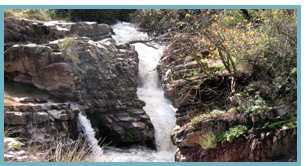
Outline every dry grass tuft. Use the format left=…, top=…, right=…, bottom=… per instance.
left=4, top=9, right=54, bottom=21
left=47, top=137, right=93, bottom=162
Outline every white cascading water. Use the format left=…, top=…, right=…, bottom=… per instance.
left=78, top=113, right=103, bottom=158
left=78, top=22, right=176, bottom=162
left=136, top=42, right=176, bottom=153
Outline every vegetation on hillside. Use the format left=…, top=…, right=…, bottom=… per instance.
left=133, top=9, right=297, bottom=139
left=4, top=9, right=297, bottom=161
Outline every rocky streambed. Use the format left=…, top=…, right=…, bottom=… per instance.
left=4, top=17, right=176, bottom=162
left=4, top=14, right=297, bottom=162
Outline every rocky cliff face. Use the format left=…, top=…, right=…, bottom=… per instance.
left=158, top=43, right=297, bottom=161
left=4, top=17, right=155, bottom=156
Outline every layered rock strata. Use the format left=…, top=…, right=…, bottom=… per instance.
left=4, top=18, right=155, bottom=153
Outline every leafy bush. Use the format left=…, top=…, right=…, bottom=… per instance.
left=217, top=125, right=248, bottom=143
left=233, top=91, right=271, bottom=114
left=134, top=9, right=297, bottom=119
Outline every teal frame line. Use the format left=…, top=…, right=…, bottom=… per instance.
left=0, top=5, right=301, bottom=166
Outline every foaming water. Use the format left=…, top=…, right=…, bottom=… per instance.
left=135, top=43, right=176, bottom=152
left=78, top=22, right=176, bottom=162
left=101, top=147, right=175, bottom=162
left=111, top=22, right=149, bottom=44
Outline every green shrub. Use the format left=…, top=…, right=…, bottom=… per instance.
left=222, top=10, right=247, bottom=26
left=234, top=92, right=271, bottom=114
left=217, top=125, right=248, bottom=143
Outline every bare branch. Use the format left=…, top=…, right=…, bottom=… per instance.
left=127, top=39, right=158, bottom=49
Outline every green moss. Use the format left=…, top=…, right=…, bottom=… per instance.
left=190, top=110, right=224, bottom=127
left=198, top=132, right=217, bottom=150
left=57, top=37, right=80, bottom=63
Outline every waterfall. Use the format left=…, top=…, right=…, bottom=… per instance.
left=107, top=22, right=176, bottom=161
left=135, top=43, right=176, bottom=152
left=77, top=22, right=176, bottom=162
left=78, top=113, right=103, bottom=157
